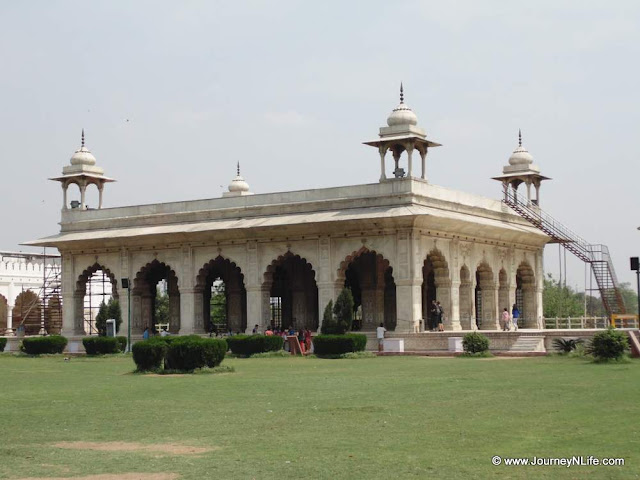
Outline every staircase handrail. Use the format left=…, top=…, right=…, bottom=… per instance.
left=504, top=189, right=593, bottom=260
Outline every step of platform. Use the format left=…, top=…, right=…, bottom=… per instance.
left=509, top=336, right=545, bottom=353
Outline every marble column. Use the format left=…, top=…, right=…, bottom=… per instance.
left=5, top=302, right=14, bottom=336
left=395, top=280, right=422, bottom=333
left=480, top=284, right=500, bottom=330
left=246, top=286, right=270, bottom=332
left=178, top=288, right=196, bottom=335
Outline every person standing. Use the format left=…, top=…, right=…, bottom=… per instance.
left=512, top=304, right=520, bottom=331
left=252, top=324, right=259, bottom=334
left=430, top=300, right=439, bottom=331
left=143, top=326, right=150, bottom=340
left=501, top=308, right=510, bottom=331
left=436, top=301, right=445, bottom=332
left=376, top=322, right=387, bottom=352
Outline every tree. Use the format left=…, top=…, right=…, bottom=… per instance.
left=543, top=274, right=584, bottom=318
left=320, top=300, right=336, bottom=334
left=107, top=298, right=122, bottom=333
left=618, top=282, right=638, bottom=315
left=209, top=281, right=226, bottom=327
left=155, top=290, right=169, bottom=326
left=95, top=301, right=109, bottom=336
left=333, top=288, right=354, bottom=334
left=95, top=297, right=122, bottom=336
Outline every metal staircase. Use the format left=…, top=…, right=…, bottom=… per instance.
left=503, top=188, right=625, bottom=317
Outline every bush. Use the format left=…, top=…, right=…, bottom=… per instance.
left=552, top=338, right=584, bottom=354
left=462, top=332, right=489, bottom=354
left=586, top=328, right=629, bottom=361
left=164, top=337, right=227, bottom=371
left=132, top=338, right=167, bottom=371
left=226, top=334, right=284, bottom=356
left=320, top=300, right=336, bottom=334
left=116, top=336, right=127, bottom=352
left=313, top=334, right=367, bottom=356
left=0, top=338, right=6, bottom=352
left=21, top=336, right=68, bottom=355
left=83, top=336, right=120, bottom=355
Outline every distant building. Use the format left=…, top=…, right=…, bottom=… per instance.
left=0, top=251, right=61, bottom=335
left=28, top=87, right=549, bottom=344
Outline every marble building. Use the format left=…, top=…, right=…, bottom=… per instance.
left=27, top=87, right=549, bottom=341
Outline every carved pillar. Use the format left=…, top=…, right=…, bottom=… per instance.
left=447, top=280, right=462, bottom=331
left=140, top=293, right=153, bottom=334
left=62, top=183, right=68, bottom=210
left=246, top=286, right=270, bottom=332
left=395, top=280, right=422, bottom=333
left=420, top=149, right=427, bottom=180
left=79, top=181, right=87, bottom=210
left=168, top=281, right=181, bottom=334
left=5, top=302, right=14, bottom=336
left=480, top=283, right=500, bottom=330
left=379, top=146, right=387, bottom=181
left=227, top=287, right=243, bottom=332
left=98, top=184, right=104, bottom=209
left=406, top=144, right=414, bottom=177
left=131, top=293, right=142, bottom=333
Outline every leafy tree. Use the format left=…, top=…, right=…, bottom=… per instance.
left=107, top=298, right=122, bottom=333
left=95, top=301, right=109, bottom=336
left=543, top=274, right=584, bottom=317
left=333, top=288, right=354, bottom=334
left=95, top=297, right=122, bottom=335
left=210, top=281, right=226, bottom=327
left=320, top=300, right=335, bottom=334
left=155, top=290, right=169, bottom=326
left=618, top=282, right=638, bottom=315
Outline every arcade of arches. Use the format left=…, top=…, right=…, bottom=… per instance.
left=62, top=243, right=542, bottom=336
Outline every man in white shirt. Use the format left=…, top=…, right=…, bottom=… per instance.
left=376, top=323, right=387, bottom=353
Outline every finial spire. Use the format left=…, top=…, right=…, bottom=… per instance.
left=400, top=82, right=404, bottom=103
left=237, top=162, right=240, bottom=176
left=81, top=129, right=85, bottom=148
left=518, top=129, right=522, bottom=147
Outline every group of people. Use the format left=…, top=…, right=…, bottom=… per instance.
left=501, top=304, right=521, bottom=331
left=254, top=324, right=312, bottom=354
left=428, top=300, right=445, bottom=332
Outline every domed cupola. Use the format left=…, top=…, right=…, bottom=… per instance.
left=70, top=131, right=97, bottom=166
left=386, top=84, right=418, bottom=127
left=50, top=130, right=115, bottom=210
left=223, top=163, right=254, bottom=197
left=492, top=130, right=550, bottom=207
left=364, top=83, right=441, bottom=182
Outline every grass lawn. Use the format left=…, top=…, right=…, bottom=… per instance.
left=0, top=353, right=638, bottom=479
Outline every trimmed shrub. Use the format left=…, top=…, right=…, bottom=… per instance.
left=313, top=334, right=367, bottom=356
left=132, top=338, right=167, bottom=371
left=462, top=332, right=489, bottom=354
left=21, top=336, right=68, bottom=355
left=586, top=328, right=629, bottom=361
left=116, top=336, right=128, bottom=352
left=0, top=338, right=7, bottom=352
left=226, top=334, right=284, bottom=356
left=552, top=337, right=584, bottom=354
left=164, top=337, right=227, bottom=371
left=83, top=336, right=119, bottom=355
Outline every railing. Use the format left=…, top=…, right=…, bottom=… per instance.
left=503, top=188, right=625, bottom=315
left=544, top=317, right=639, bottom=330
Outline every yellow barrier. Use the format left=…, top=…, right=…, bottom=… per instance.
left=610, top=314, right=639, bottom=329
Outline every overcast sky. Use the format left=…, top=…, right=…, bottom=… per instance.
left=1, top=0, right=639, bottom=290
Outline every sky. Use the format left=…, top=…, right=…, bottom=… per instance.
left=1, top=0, right=639, bottom=291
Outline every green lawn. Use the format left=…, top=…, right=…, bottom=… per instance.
left=0, top=354, right=638, bottom=479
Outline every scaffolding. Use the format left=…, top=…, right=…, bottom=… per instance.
left=9, top=248, right=62, bottom=335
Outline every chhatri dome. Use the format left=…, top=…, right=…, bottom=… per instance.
left=504, top=130, right=540, bottom=174
left=69, top=130, right=97, bottom=166
left=386, top=83, right=418, bottom=127
left=223, top=163, right=253, bottom=197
